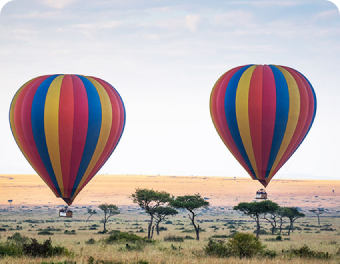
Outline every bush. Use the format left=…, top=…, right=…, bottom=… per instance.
left=64, top=230, right=76, bottom=235
left=227, top=233, right=264, bottom=258
left=38, top=231, right=54, bottom=235
left=204, top=240, right=230, bottom=258
left=163, top=235, right=184, bottom=242
left=7, top=232, right=29, bottom=245
left=0, top=242, right=23, bottom=257
left=262, top=249, right=277, bottom=258
left=102, top=231, right=152, bottom=244
left=285, top=245, right=331, bottom=259
left=85, top=238, right=95, bottom=245
left=23, top=238, right=69, bottom=257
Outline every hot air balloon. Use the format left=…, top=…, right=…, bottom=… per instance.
left=210, top=65, right=316, bottom=189
left=9, top=74, right=125, bottom=206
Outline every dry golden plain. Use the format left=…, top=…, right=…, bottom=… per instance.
left=0, top=174, right=339, bottom=209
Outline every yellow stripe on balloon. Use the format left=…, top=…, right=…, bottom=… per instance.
left=44, top=75, right=65, bottom=196
left=268, top=66, right=300, bottom=180
left=73, top=77, right=112, bottom=197
left=235, top=65, right=259, bottom=179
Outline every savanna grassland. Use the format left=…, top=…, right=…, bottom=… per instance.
left=0, top=175, right=339, bottom=264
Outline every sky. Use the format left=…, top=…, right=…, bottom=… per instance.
left=0, top=0, right=339, bottom=182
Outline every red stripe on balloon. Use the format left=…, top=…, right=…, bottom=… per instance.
left=67, top=75, right=89, bottom=198
left=261, top=65, right=276, bottom=178
left=18, top=76, right=59, bottom=196
left=210, top=66, right=253, bottom=177
left=59, top=75, right=74, bottom=197
left=248, top=65, right=263, bottom=180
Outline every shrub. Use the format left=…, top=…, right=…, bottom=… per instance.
left=102, top=231, right=152, bottom=244
left=38, top=231, right=54, bottom=235
left=7, top=232, right=29, bottom=245
left=262, top=249, right=277, bottom=258
left=0, top=242, right=23, bottom=257
left=204, top=240, right=230, bottom=258
left=23, top=238, right=69, bottom=257
left=285, top=245, right=331, bottom=259
left=64, top=230, right=76, bottom=235
left=163, top=235, right=184, bottom=242
left=85, top=238, right=95, bottom=245
left=227, top=233, right=264, bottom=258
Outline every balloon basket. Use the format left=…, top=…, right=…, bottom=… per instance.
left=59, top=206, right=73, bottom=218
left=255, top=189, right=267, bottom=200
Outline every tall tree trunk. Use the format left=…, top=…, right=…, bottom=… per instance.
left=156, top=222, right=160, bottom=235
left=317, top=214, right=320, bottom=226
left=151, top=225, right=155, bottom=239
left=288, top=221, right=292, bottom=236
left=189, top=211, right=199, bottom=241
left=103, top=212, right=107, bottom=232
left=291, top=221, right=294, bottom=233
left=255, top=215, right=260, bottom=238
left=148, top=215, right=154, bottom=239
left=195, top=224, right=200, bottom=241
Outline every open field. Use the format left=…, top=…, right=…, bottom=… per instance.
left=0, top=174, right=339, bottom=208
left=0, top=175, right=339, bottom=263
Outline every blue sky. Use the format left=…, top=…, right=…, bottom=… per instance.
left=0, top=0, right=339, bottom=183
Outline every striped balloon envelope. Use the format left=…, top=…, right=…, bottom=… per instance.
left=10, top=75, right=126, bottom=205
left=210, top=65, right=317, bottom=187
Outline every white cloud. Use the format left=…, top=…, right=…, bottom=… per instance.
left=42, top=0, right=78, bottom=9
left=185, top=14, right=201, bottom=32
left=212, top=10, right=254, bottom=27
left=74, top=21, right=122, bottom=30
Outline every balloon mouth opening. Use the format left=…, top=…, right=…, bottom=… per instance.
left=258, top=179, right=268, bottom=188
left=62, top=198, right=74, bottom=206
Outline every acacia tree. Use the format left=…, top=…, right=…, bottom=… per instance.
left=154, top=206, right=178, bottom=236
left=86, top=208, right=97, bottom=222
left=282, top=207, right=305, bottom=235
left=170, top=193, right=209, bottom=241
left=261, top=201, right=280, bottom=235
left=309, top=208, right=323, bottom=226
left=98, top=204, right=120, bottom=233
left=131, top=188, right=172, bottom=239
left=234, top=200, right=276, bottom=238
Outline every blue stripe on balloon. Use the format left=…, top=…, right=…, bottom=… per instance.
left=265, top=66, right=290, bottom=178
left=224, top=65, right=256, bottom=178
left=71, top=76, right=102, bottom=197
left=31, top=75, right=62, bottom=196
